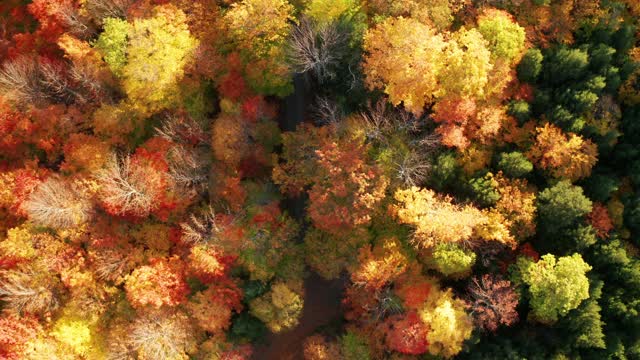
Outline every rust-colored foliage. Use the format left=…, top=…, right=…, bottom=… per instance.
left=0, top=313, right=41, bottom=360
left=384, top=311, right=429, bottom=355
left=351, top=238, right=408, bottom=290
left=528, top=123, right=598, bottom=181
left=308, top=138, right=388, bottom=234
left=125, top=256, right=189, bottom=309
left=587, top=203, right=614, bottom=239
left=467, top=274, right=519, bottom=332
left=187, top=279, right=243, bottom=334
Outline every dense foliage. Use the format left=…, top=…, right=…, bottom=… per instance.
left=0, top=0, right=638, bottom=359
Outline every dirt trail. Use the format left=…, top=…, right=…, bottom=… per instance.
left=252, top=75, right=346, bottom=360
left=253, top=273, right=345, bottom=360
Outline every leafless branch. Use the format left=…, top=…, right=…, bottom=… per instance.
left=95, top=153, right=157, bottom=217
left=84, top=0, right=134, bottom=23
left=288, top=17, right=348, bottom=83
left=23, top=177, right=93, bottom=229
left=179, top=206, right=225, bottom=245
left=0, top=57, right=95, bottom=107
left=0, top=268, right=60, bottom=316
left=155, top=113, right=208, bottom=146
left=166, top=146, right=210, bottom=194
left=310, top=96, right=342, bottom=125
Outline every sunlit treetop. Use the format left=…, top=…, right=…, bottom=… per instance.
left=477, top=8, right=526, bottom=63
left=363, top=16, right=446, bottom=116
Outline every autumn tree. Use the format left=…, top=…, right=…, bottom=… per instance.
left=303, top=334, right=342, bottom=360
left=512, top=253, right=591, bottom=324
left=93, top=17, right=130, bottom=76
left=587, top=203, right=614, bottom=239
left=186, top=281, right=243, bottom=334
left=477, top=8, right=526, bottom=63
left=125, top=256, right=189, bottom=309
left=527, top=123, right=598, bottom=181
left=365, top=0, right=465, bottom=31
left=441, top=28, right=493, bottom=99
left=94, top=4, right=199, bottom=114
left=427, top=243, right=476, bottom=279
left=467, top=274, right=519, bottom=332
left=385, top=311, right=429, bottom=355
left=249, top=281, right=304, bottom=333
left=392, top=187, right=486, bottom=248
left=494, top=174, right=537, bottom=241
left=419, top=287, right=474, bottom=358
left=0, top=313, right=41, bottom=360
left=307, top=138, right=388, bottom=234
left=351, top=237, right=408, bottom=290
left=304, top=227, right=368, bottom=280
left=223, top=0, right=295, bottom=96
left=61, top=134, right=111, bottom=174
left=363, top=16, right=446, bottom=116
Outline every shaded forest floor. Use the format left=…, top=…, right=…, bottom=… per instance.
left=252, top=75, right=346, bottom=360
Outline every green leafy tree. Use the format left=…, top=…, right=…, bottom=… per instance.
left=477, top=8, right=526, bottom=62
left=537, top=181, right=592, bottom=235
left=94, top=17, right=130, bottom=76
left=468, top=173, right=500, bottom=207
left=517, top=48, right=543, bottom=83
left=497, top=152, right=533, bottom=178
left=558, top=279, right=606, bottom=350
left=513, top=254, right=592, bottom=324
left=508, top=100, right=531, bottom=123
left=428, top=243, right=476, bottom=279
left=543, top=47, right=589, bottom=86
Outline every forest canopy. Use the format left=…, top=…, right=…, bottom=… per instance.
left=0, top=0, right=638, bottom=359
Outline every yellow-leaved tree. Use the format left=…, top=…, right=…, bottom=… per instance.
left=392, top=187, right=486, bottom=248
left=527, top=123, right=598, bottom=181
left=94, top=4, right=199, bottom=114
left=363, top=16, right=446, bottom=116
left=441, top=28, right=493, bottom=99
left=223, top=0, right=295, bottom=96
left=419, top=287, right=474, bottom=358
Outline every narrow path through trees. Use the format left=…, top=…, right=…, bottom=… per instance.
left=252, top=75, right=346, bottom=359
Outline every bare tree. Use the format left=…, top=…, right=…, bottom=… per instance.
left=395, top=151, right=431, bottom=187
left=84, top=0, right=134, bottom=23
left=155, top=113, right=208, bottom=146
left=23, top=177, right=93, bottom=229
left=156, top=114, right=210, bottom=193
left=0, top=57, right=45, bottom=106
left=95, top=153, right=159, bottom=217
left=54, top=1, right=96, bottom=38
left=179, top=206, right=229, bottom=245
left=89, top=247, right=137, bottom=283
left=310, top=96, right=342, bottom=125
left=372, top=287, right=404, bottom=321
left=467, top=274, right=519, bottom=332
left=0, top=57, right=92, bottom=107
left=125, top=309, right=195, bottom=360
left=69, top=62, right=109, bottom=103
left=0, top=268, right=60, bottom=316
left=166, top=146, right=210, bottom=194
left=288, top=17, right=348, bottom=83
